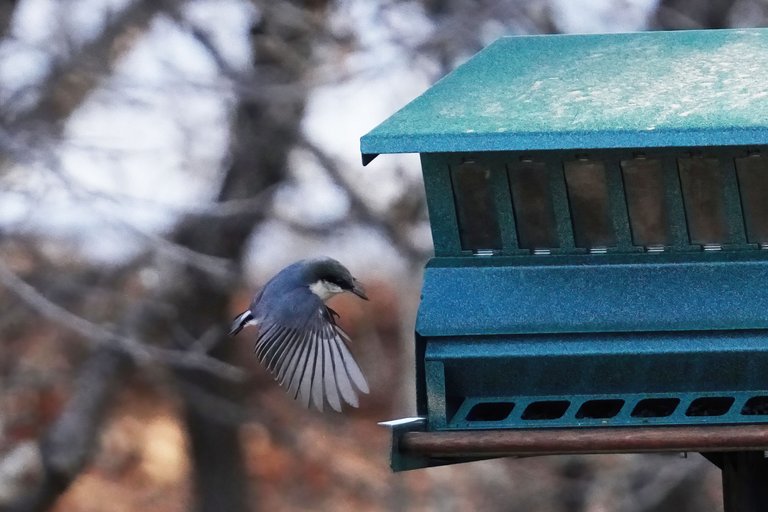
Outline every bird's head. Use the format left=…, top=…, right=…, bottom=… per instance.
left=303, top=257, right=368, bottom=302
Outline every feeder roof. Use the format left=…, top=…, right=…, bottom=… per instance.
left=361, top=28, right=768, bottom=164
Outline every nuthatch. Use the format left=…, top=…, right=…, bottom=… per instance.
left=230, top=257, right=369, bottom=411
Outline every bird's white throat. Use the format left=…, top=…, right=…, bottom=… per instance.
left=309, top=279, right=344, bottom=301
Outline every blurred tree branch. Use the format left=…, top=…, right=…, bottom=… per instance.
left=168, top=2, right=333, bottom=510
left=0, top=257, right=245, bottom=381
left=653, top=0, right=734, bottom=29
left=4, top=348, right=132, bottom=512
left=2, top=0, right=184, bottom=161
left=1, top=0, right=334, bottom=505
left=0, top=0, right=17, bottom=40
left=629, top=456, right=713, bottom=512
left=298, top=135, right=429, bottom=263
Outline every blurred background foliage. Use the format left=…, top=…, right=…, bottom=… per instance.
left=0, top=1, right=765, bottom=511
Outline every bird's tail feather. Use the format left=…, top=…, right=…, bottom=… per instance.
left=229, top=310, right=255, bottom=336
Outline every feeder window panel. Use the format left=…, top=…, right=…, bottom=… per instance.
left=465, top=402, right=515, bottom=422
left=630, top=398, right=679, bottom=418
left=678, top=157, right=728, bottom=245
left=563, top=159, right=616, bottom=249
left=735, top=155, right=768, bottom=244
left=575, top=399, right=624, bottom=419
left=742, top=396, right=768, bottom=415
left=685, top=396, right=735, bottom=417
left=450, top=161, right=502, bottom=252
left=521, top=400, right=570, bottom=420
left=508, top=161, right=559, bottom=250
left=621, top=158, right=670, bottom=247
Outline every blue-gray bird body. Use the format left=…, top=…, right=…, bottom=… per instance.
left=230, top=258, right=369, bottom=412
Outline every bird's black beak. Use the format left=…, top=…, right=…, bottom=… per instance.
left=351, top=279, right=368, bottom=301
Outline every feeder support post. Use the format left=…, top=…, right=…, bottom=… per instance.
left=718, top=451, right=768, bottom=512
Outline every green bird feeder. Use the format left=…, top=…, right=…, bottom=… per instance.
left=362, top=28, right=768, bottom=498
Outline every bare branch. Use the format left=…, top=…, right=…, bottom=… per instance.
left=2, top=0, right=186, bottom=169
left=2, top=348, right=131, bottom=512
left=171, top=13, right=241, bottom=79
left=121, top=222, right=237, bottom=281
left=297, top=135, right=429, bottom=262
left=0, top=258, right=246, bottom=381
left=620, top=455, right=713, bottom=512
left=192, top=189, right=275, bottom=218
left=9, top=0, right=180, bottom=126
left=652, top=0, right=734, bottom=29
left=0, top=0, right=18, bottom=40
left=0, top=147, right=246, bottom=280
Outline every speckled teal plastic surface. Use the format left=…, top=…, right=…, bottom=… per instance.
left=424, top=329, right=768, bottom=430
left=416, top=254, right=768, bottom=337
left=364, top=31, right=768, bottom=468
left=361, top=29, right=768, bottom=162
left=409, top=148, right=768, bottom=434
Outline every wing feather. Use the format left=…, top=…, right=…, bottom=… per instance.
left=322, top=331, right=342, bottom=412
left=266, top=327, right=297, bottom=373
left=287, top=329, right=311, bottom=400
left=276, top=314, right=314, bottom=385
left=324, top=321, right=358, bottom=407
left=253, top=322, right=280, bottom=358
left=311, top=329, right=325, bottom=411
left=258, top=327, right=289, bottom=366
left=273, top=328, right=303, bottom=380
left=325, top=320, right=369, bottom=394
left=246, top=295, right=367, bottom=412
left=279, top=329, right=306, bottom=387
left=298, top=330, right=318, bottom=408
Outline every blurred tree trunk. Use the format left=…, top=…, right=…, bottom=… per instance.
left=1, top=1, right=327, bottom=511
left=171, top=2, right=327, bottom=511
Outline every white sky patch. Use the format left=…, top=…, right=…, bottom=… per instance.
left=549, top=0, right=659, bottom=33
left=8, top=0, right=58, bottom=45
left=59, top=13, right=232, bottom=212
left=0, top=1, right=242, bottom=263
left=0, top=0, right=137, bottom=106
left=302, top=1, right=432, bottom=215
left=302, top=75, right=425, bottom=214
left=274, top=148, right=351, bottom=227
left=183, top=0, right=256, bottom=72
left=0, top=41, right=49, bottom=109
left=1, top=0, right=430, bottom=271
left=116, top=16, right=220, bottom=84
left=0, top=0, right=55, bottom=110
left=56, top=0, right=135, bottom=45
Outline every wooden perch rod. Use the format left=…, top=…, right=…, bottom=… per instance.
left=400, top=425, right=768, bottom=457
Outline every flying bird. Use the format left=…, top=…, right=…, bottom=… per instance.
left=229, top=257, right=369, bottom=412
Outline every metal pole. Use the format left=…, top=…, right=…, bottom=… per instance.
left=720, top=451, right=768, bottom=512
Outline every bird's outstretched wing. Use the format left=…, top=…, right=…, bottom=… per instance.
left=253, top=305, right=369, bottom=412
